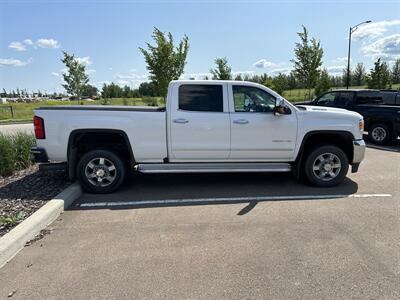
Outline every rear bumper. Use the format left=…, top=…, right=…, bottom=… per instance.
left=31, top=147, right=67, bottom=171
left=351, top=139, right=366, bottom=173
left=30, top=147, right=48, bottom=163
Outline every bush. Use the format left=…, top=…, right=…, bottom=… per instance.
left=0, top=132, right=36, bottom=177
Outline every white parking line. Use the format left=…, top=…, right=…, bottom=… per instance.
left=79, top=193, right=393, bottom=208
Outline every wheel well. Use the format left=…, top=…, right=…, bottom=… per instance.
left=67, top=130, right=134, bottom=179
left=299, top=132, right=354, bottom=164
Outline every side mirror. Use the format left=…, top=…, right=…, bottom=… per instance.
left=274, top=98, right=287, bottom=115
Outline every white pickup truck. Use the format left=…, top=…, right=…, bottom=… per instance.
left=31, top=80, right=366, bottom=193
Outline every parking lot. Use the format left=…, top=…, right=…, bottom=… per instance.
left=0, top=145, right=399, bottom=299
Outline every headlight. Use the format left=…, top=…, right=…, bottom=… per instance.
left=359, top=120, right=364, bottom=131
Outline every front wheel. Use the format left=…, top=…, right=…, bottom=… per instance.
left=304, top=145, right=349, bottom=187
left=368, top=123, right=391, bottom=145
left=77, top=150, right=126, bottom=193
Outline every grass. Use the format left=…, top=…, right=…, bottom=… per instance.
left=0, top=132, right=36, bottom=177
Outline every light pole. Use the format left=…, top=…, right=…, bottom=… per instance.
left=346, top=20, right=372, bottom=89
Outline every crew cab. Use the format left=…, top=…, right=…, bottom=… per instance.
left=296, top=89, right=400, bottom=144
left=31, top=81, right=366, bottom=193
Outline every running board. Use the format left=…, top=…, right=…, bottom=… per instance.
left=135, top=162, right=292, bottom=174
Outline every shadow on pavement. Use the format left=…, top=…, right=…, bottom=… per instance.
left=363, top=134, right=400, bottom=153
left=70, top=172, right=359, bottom=211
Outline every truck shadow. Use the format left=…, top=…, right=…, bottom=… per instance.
left=70, top=172, right=359, bottom=213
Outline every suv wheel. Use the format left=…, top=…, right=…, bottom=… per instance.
left=77, top=150, right=126, bottom=193
left=304, top=145, right=348, bottom=187
left=369, top=123, right=391, bottom=145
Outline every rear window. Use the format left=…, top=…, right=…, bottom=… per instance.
left=356, top=92, right=383, bottom=104
left=380, top=92, right=397, bottom=105
left=179, top=84, right=223, bottom=112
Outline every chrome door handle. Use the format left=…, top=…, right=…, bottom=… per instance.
left=173, top=118, right=189, bottom=124
left=233, top=119, right=249, bottom=124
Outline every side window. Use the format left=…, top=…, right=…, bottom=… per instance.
left=179, top=84, right=223, bottom=112
left=356, top=92, right=383, bottom=104
left=233, top=85, right=276, bottom=112
left=380, top=92, right=395, bottom=105
left=315, top=92, right=336, bottom=106
left=334, top=92, right=353, bottom=107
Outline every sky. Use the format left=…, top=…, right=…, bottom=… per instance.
left=0, top=0, right=399, bottom=93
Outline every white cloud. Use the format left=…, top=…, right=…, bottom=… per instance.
left=268, top=67, right=292, bottom=75
left=0, top=58, right=31, bottom=67
left=51, top=72, right=60, bottom=77
left=233, top=71, right=255, bottom=77
left=180, top=72, right=212, bottom=80
left=330, top=57, right=351, bottom=64
left=9, top=41, right=27, bottom=51
left=352, top=20, right=400, bottom=40
left=114, top=70, right=148, bottom=87
left=326, top=65, right=346, bottom=76
left=86, top=69, right=96, bottom=74
left=36, top=38, right=60, bottom=48
left=253, top=59, right=279, bottom=69
left=76, top=56, right=92, bottom=66
left=116, top=80, right=130, bottom=86
left=23, top=39, right=34, bottom=45
left=361, top=34, right=400, bottom=61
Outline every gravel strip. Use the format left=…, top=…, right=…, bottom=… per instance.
left=0, top=165, right=71, bottom=237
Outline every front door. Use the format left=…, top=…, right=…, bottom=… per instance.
left=229, top=84, right=297, bottom=160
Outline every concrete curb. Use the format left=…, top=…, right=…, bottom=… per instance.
left=0, top=182, right=82, bottom=268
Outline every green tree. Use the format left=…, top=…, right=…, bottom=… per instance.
left=352, top=63, right=366, bottom=86
left=210, top=57, right=232, bottom=80
left=138, top=81, right=158, bottom=97
left=367, top=58, right=391, bottom=89
left=270, top=73, right=288, bottom=95
left=291, top=25, right=324, bottom=99
left=391, top=59, right=400, bottom=84
left=139, top=27, right=189, bottom=99
left=81, top=84, right=98, bottom=98
left=234, top=74, right=243, bottom=81
left=61, top=51, right=89, bottom=103
left=287, top=72, right=298, bottom=90
left=314, top=69, right=331, bottom=97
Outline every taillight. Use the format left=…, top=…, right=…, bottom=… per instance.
left=33, top=116, right=45, bottom=139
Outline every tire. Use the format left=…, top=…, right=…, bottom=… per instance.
left=77, top=149, right=126, bottom=194
left=368, top=123, right=391, bottom=145
left=304, top=145, right=349, bottom=187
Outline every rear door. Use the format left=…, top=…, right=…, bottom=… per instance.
left=169, top=83, right=230, bottom=161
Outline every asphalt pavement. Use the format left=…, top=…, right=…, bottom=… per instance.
left=0, top=146, right=399, bottom=299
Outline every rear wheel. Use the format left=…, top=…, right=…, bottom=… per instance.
left=368, top=123, right=391, bottom=145
left=77, top=149, right=126, bottom=193
left=304, top=145, right=348, bottom=187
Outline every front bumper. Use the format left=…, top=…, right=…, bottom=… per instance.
left=351, top=139, right=366, bottom=173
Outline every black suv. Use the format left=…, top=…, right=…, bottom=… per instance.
left=297, top=89, right=400, bottom=145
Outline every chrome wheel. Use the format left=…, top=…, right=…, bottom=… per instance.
left=312, top=153, right=341, bottom=181
left=371, top=126, right=387, bottom=142
left=84, top=157, right=117, bottom=187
